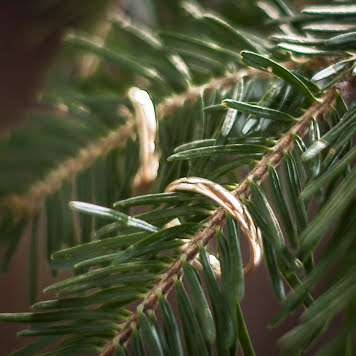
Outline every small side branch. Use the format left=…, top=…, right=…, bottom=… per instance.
left=156, top=68, right=266, bottom=118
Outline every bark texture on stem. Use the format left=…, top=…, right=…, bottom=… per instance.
left=100, top=88, right=336, bottom=356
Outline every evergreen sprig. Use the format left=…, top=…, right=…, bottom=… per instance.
left=1, top=0, right=355, bottom=355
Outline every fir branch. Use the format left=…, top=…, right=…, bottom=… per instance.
left=4, top=120, right=135, bottom=219
left=100, top=88, right=336, bottom=355
left=3, top=67, right=269, bottom=221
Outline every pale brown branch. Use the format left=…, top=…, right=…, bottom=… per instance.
left=4, top=120, right=135, bottom=219
left=155, top=68, right=267, bottom=118
left=3, top=68, right=266, bottom=220
left=99, top=88, right=336, bottom=356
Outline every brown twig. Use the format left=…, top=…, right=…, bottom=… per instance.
left=4, top=120, right=135, bottom=219
left=155, top=68, right=267, bottom=118
left=3, top=68, right=266, bottom=220
left=99, top=88, right=336, bottom=355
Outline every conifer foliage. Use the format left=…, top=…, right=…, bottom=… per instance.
left=0, top=0, right=355, bottom=355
